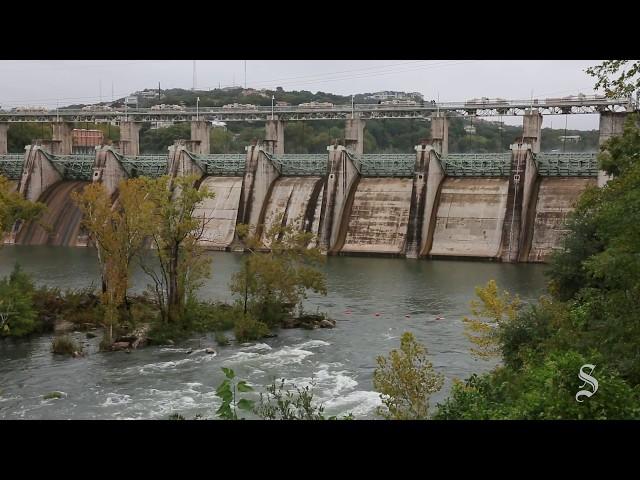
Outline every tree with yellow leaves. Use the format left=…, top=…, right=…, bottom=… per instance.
left=462, top=280, right=521, bottom=359
left=72, top=179, right=155, bottom=345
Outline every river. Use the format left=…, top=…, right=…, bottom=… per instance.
left=0, top=246, right=548, bottom=419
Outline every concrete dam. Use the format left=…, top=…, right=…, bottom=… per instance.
left=0, top=110, right=626, bottom=262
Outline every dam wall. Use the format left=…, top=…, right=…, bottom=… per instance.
left=19, top=146, right=63, bottom=203
left=92, top=146, right=128, bottom=197
left=339, top=177, right=414, bottom=255
left=194, top=176, right=244, bottom=250
left=524, top=177, right=596, bottom=262
left=259, top=176, right=324, bottom=247
left=15, top=180, right=90, bottom=246
left=429, top=177, right=510, bottom=259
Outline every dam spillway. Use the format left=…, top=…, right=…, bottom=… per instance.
left=429, top=178, right=510, bottom=259
left=194, top=176, right=244, bottom=250
left=259, top=176, right=324, bottom=247
left=339, top=177, right=414, bottom=255
left=15, top=180, right=89, bottom=246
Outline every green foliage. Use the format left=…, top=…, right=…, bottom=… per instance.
left=43, top=391, right=63, bottom=400
left=139, top=175, right=215, bottom=325
left=51, top=335, right=82, bottom=356
left=255, top=378, right=351, bottom=420
left=0, top=263, right=38, bottom=337
left=373, top=332, right=444, bottom=420
left=586, top=60, right=640, bottom=98
left=0, top=175, right=46, bottom=237
left=214, top=367, right=255, bottom=420
left=435, top=351, right=640, bottom=420
left=233, top=314, right=270, bottom=343
left=6, top=123, right=51, bottom=153
left=231, top=216, right=327, bottom=327
left=215, top=330, right=230, bottom=346
left=462, top=280, right=521, bottom=359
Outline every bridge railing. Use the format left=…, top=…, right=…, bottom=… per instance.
left=354, top=154, right=416, bottom=177
left=271, top=154, right=328, bottom=176
left=37, top=150, right=96, bottom=181
left=191, top=153, right=246, bottom=176
left=535, top=152, right=599, bottom=177
left=0, top=154, right=25, bottom=179
left=441, top=153, right=512, bottom=177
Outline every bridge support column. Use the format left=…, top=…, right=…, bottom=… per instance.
left=598, top=112, right=627, bottom=187
left=523, top=110, right=542, bottom=154
left=264, top=119, right=285, bottom=154
left=344, top=117, right=365, bottom=154
left=190, top=119, right=211, bottom=154
left=0, top=123, right=7, bottom=155
left=119, top=121, right=141, bottom=157
left=431, top=114, right=448, bottom=156
left=51, top=121, right=72, bottom=155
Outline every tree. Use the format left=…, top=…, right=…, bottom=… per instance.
left=230, top=215, right=327, bottom=326
left=373, top=332, right=444, bottom=420
left=0, top=264, right=37, bottom=337
left=586, top=60, right=640, bottom=98
left=72, top=179, right=155, bottom=344
left=0, top=175, right=45, bottom=239
left=140, top=175, right=214, bottom=324
left=462, top=280, right=521, bottom=359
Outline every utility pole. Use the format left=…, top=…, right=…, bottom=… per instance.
left=111, top=82, right=114, bottom=103
left=244, top=60, right=247, bottom=89
left=99, top=80, right=102, bottom=103
left=158, top=82, right=161, bottom=100
left=192, top=60, right=197, bottom=91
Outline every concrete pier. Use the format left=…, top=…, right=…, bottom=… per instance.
left=0, top=123, right=7, bottom=155
left=118, top=121, right=141, bottom=157
left=240, top=144, right=280, bottom=230
left=431, top=114, right=449, bottom=156
left=523, top=111, right=542, bottom=154
left=51, top=121, right=73, bottom=155
left=344, top=117, right=365, bottom=155
left=92, top=146, right=128, bottom=198
left=264, top=119, right=285, bottom=155
left=319, top=145, right=361, bottom=253
left=19, top=146, right=63, bottom=202
left=405, top=144, right=432, bottom=258
left=190, top=119, right=211, bottom=155
left=598, top=112, right=627, bottom=187
left=418, top=145, right=446, bottom=257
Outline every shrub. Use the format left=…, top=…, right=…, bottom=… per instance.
left=0, top=264, right=38, bottom=338
left=373, top=332, right=444, bottom=420
left=52, top=335, right=82, bottom=356
left=233, top=314, right=270, bottom=343
left=215, top=330, right=230, bottom=346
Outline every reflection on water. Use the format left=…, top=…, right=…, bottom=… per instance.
left=0, top=246, right=548, bottom=419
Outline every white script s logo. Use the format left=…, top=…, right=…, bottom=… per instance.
left=575, top=364, right=598, bottom=403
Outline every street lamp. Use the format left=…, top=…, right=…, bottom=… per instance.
left=196, top=96, right=200, bottom=121
left=271, top=95, right=275, bottom=120
left=351, top=95, right=354, bottom=119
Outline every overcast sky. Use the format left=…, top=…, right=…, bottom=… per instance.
left=0, top=60, right=604, bottom=130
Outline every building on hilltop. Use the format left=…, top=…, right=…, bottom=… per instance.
left=370, top=91, right=424, bottom=101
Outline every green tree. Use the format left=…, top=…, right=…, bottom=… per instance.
left=230, top=215, right=327, bottom=327
left=373, top=332, right=444, bottom=420
left=586, top=60, right=640, bottom=98
left=0, top=264, right=37, bottom=337
left=72, top=179, right=155, bottom=344
left=140, top=175, right=214, bottom=324
left=0, top=175, right=45, bottom=238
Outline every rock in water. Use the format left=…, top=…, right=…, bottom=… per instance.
left=320, top=319, right=335, bottom=329
left=111, top=342, right=130, bottom=351
left=205, top=348, right=216, bottom=354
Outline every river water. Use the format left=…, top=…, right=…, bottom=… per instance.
left=0, top=246, right=548, bottom=420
